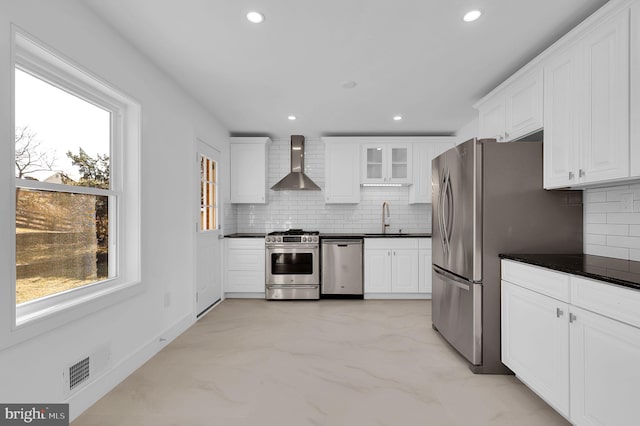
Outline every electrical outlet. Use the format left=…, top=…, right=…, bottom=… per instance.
left=620, top=193, right=634, bottom=213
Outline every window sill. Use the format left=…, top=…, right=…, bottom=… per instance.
left=3, top=279, right=144, bottom=351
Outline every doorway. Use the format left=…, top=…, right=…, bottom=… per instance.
left=195, top=139, right=222, bottom=316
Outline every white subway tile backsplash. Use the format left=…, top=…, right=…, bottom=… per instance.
left=585, top=234, right=606, bottom=245
left=584, top=184, right=640, bottom=260
left=630, top=249, right=640, bottom=262
left=584, top=202, right=622, bottom=213
left=585, top=244, right=630, bottom=260
left=605, top=187, right=635, bottom=201
left=586, top=224, right=628, bottom=236
left=585, top=191, right=607, bottom=203
left=607, top=213, right=640, bottom=224
left=606, top=235, right=640, bottom=250
left=585, top=213, right=607, bottom=224
left=235, top=137, right=431, bottom=233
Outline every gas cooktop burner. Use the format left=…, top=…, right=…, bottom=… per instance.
left=268, top=229, right=320, bottom=236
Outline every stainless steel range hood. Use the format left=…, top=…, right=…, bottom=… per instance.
left=271, top=135, right=321, bottom=191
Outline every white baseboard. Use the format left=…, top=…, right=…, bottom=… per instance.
left=67, top=313, right=194, bottom=422
left=365, top=293, right=431, bottom=300
left=225, top=292, right=265, bottom=299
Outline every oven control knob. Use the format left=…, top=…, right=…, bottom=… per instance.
left=313, top=236, right=318, bottom=242
left=302, top=236, right=307, bottom=242
left=277, top=237, right=282, bottom=242
left=266, top=237, right=271, bottom=242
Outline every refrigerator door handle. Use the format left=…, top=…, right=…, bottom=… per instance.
left=445, top=172, right=454, bottom=249
left=433, top=266, right=471, bottom=291
left=439, top=170, right=449, bottom=257
left=440, top=169, right=455, bottom=258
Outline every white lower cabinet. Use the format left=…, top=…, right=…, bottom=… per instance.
left=569, top=306, right=640, bottom=426
left=364, top=249, right=393, bottom=292
left=418, top=238, right=432, bottom=294
left=225, top=238, right=265, bottom=295
left=364, top=239, right=419, bottom=295
left=502, top=280, right=570, bottom=417
left=391, top=250, right=419, bottom=292
left=501, top=259, right=640, bottom=425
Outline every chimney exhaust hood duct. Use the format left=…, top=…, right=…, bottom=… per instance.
left=271, top=135, right=321, bottom=191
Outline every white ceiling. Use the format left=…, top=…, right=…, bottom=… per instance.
left=82, top=0, right=609, bottom=139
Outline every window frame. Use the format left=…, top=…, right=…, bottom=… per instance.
left=199, top=154, right=218, bottom=232
left=3, top=28, right=142, bottom=347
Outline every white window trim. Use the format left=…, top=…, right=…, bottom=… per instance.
left=1, top=28, right=142, bottom=350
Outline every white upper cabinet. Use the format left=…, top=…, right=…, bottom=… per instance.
left=408, top=139, right=455, bottom=204
left=230, top=137, right=270, bottom=203
left=475, top=1, right=640, bottom=188
left=362, top=143, right=412, bottom=185
left=544, top=9, right=630, bottom=188
left=476, top=68, right=543, bottom=142
left=323, top=139, right=360, bottom=204
left=478, top=94, right=506, bottom=141
left=543, top=43, right=581, bottom=188
left=629, top=1, right=640, bottom=177
left=506, top=68, right=544, bottom=141
left=580, top=9, right=630, bottom=184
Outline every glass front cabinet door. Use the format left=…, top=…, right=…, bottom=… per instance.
left=361, top=144, right=412, bottom=184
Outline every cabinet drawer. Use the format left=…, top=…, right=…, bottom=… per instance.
left=571, top=276, right=640, bottom=329
left=226, top=238, right=265, bottom=250
left=365, top=238, right=419, bottom=250
left=501, top=260, right=570, bottom=302
left=227, top=249, right=265, bottom=271
left=418, top=238, right=432, bottom=250
left=227, top=270, right=265, bottom=292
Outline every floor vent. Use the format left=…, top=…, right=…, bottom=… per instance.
left=69, top=356, right=90, bottom=391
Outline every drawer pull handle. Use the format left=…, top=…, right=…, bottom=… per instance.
left=569, top=313, right=577, bottom=323
left=556, top=308, right=564, bottom=318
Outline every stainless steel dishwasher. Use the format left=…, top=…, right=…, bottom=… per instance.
left=321, top=239, right=363, bottom=296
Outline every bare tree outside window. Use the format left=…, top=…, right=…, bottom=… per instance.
left=14, top=125, right=56, bottom=179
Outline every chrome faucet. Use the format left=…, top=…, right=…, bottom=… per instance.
left=382, top=201, right=391, bottom=234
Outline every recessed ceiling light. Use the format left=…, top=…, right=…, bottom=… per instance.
left=246, top=11, right=265, bottom=24
left=463, top=10, right=482, bottom=22
left=341, top=80, right=357, bottom=89
left=393, top=115, right=403, bottom=121
left=287, top=115, right=297, bottom=121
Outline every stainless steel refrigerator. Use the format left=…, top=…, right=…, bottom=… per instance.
left=431, top=138, right=583, bottom=374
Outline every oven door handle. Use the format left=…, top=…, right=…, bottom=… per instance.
left=267, top=245, right=318, bottom=250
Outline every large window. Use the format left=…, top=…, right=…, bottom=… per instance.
left=10, top=31, right=141, bottom=331
left=15, top=68, right=114, bottom=304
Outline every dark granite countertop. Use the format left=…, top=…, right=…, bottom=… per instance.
left=321, top=233, right=431, bottom=239
left=225, top=232, right=432, bottom=239
left=500, top=253, right=640, bottom=291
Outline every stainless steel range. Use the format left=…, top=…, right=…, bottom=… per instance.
left=265, top=229, right=320, bottom=300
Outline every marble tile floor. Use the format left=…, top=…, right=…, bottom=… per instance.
left=73, top=299, right=568, bottom=426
